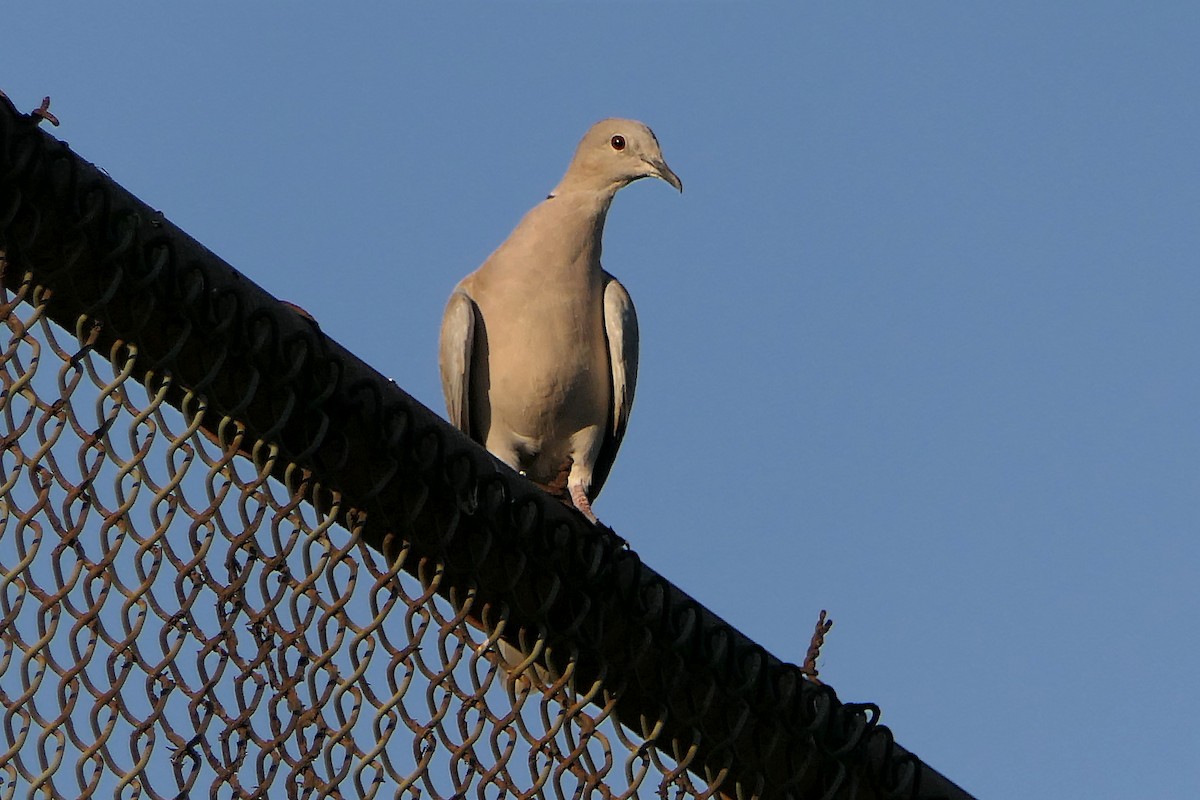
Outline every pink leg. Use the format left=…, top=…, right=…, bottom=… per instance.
left=569, top=484, right=599, bottom=524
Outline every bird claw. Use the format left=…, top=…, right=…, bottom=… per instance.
left=566, top=484, right=628, bottom=548
left=595, top=521, right=629, bottom=549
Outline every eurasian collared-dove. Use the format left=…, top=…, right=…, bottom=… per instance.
left=439, top=118, right=681, bottom=524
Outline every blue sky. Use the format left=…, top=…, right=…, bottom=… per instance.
left=4, top=4, right=1198, bottom=797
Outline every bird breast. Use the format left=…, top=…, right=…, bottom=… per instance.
left=480, top=284, right=610, bottom=445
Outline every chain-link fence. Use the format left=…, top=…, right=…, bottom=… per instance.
left=0, top=93, right=972, bottom=799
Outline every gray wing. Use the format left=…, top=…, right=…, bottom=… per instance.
left=438, top=289, right=477, bottom=434
left=591, top=275, right=639, bottom=499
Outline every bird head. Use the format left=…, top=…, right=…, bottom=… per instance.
left=558, top=118, right=683, bottom=195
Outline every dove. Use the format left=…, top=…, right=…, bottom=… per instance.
left=439, top=118, right=681, bottom=524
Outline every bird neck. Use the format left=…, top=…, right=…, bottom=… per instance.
left=537, top=188, right=614, bottom=263
left=549, top=165, right=629, bottom=198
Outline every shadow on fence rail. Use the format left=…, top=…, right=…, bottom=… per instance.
left=0, top=92, right=973, bottom=799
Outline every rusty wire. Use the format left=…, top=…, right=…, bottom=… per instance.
left=0, top=267, right=708, bottom=798
left=801, top=611, right=833, bottom=686
left=0, top=90, right=974, bottom=800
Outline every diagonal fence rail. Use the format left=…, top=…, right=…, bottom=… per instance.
left=0, top=93, right=973, bottom=799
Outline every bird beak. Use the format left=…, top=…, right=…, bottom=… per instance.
left=645, top=158, right=683, bottom=193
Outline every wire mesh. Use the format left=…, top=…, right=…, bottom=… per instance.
left=0, top=267, right=711, bottom=798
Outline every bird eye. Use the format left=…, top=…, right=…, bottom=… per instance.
left=610, top=135, right=626, bottom=151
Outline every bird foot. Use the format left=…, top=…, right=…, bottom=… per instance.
left=569, top=485, right=600, bottom=525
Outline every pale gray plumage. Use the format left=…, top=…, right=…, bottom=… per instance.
left=439, top=118, right=681, bottom=523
